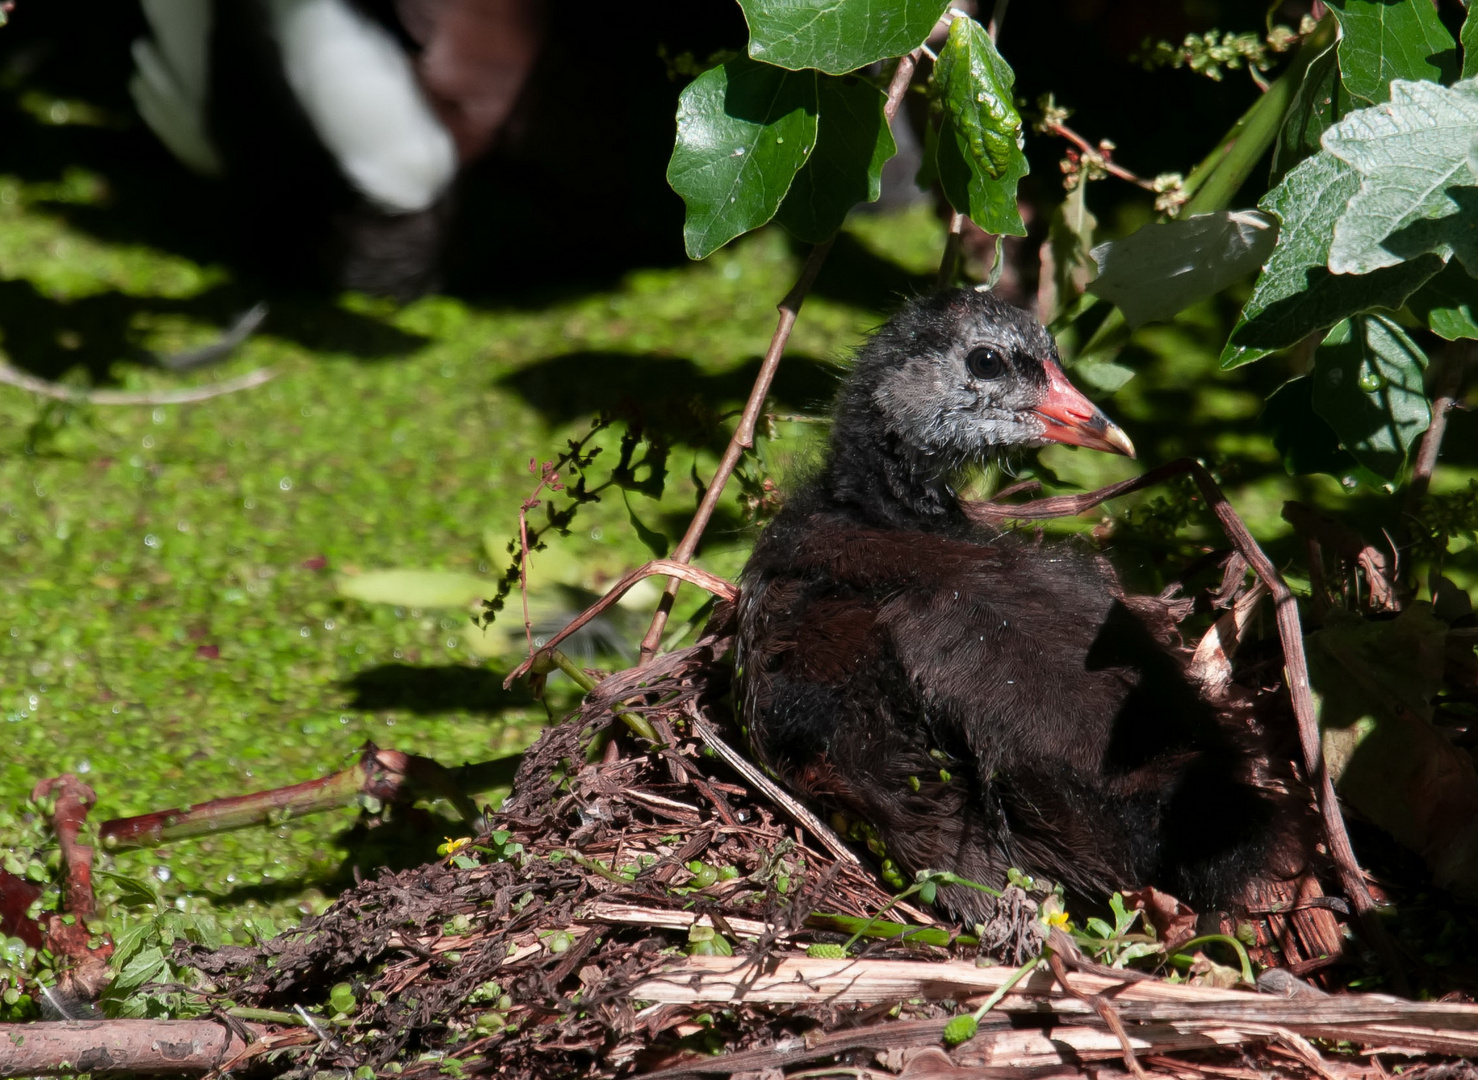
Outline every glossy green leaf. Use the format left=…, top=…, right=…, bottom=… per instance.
left=1270, top=36, right=1350, bottom=181
left=1325, top=0, right=1457, bottom=107
left=1464, top=3, right=1478, bottom=80
left=336, top=569, right=492, bottom=608
left=775, top=73, right=896, bottom=243
left=932, top=18, right=1028, bottom=236
left=1311, top=314, right=1430, bottom=479
left=667, top=58, right=818, bottom=259
left=1406, top=260, right=1478, bottom=340
left=1221, top=151, right=1440, bottom=368
left=1263, top=377, right=1386, bottom=489
left=740, top=0, right=949, bottom=75
left=935, top=125, right=1028, bottom=236
left=934, top=17, right=1019, bottom=180
left=1323, top=78, right=1478, bottom=274
left=1086, top=211, right=1277, bottom=328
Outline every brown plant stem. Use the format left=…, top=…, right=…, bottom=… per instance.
left=1407, top=343, right=1469, bottom=503
left=636, top=50, right=921, bottom=664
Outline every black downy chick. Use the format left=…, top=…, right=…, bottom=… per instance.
left=736, top=288, right=1294, bottom=923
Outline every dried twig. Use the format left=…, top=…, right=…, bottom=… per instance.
left=0, top=363, right=276, bottom=405
left=1049, top=949, right=1149, bottom=1079
left=505, top=559, right=736, bottom=686
left=0, top=1019, right=273, bottom=1077
left=637, top=49, right=923, bottom=663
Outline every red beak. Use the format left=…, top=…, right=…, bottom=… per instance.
left=1033, top=363, right=1136, bottom=458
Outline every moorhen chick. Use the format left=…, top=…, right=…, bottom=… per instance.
left=736, top=288, right=1290, bottom=923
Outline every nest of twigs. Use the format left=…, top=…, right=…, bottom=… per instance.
left=186, top=613, right=1478, bottom=1080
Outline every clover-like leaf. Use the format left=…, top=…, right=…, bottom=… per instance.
left=667, top=58, right=818, bottom=259
left=775, top=73, right=896, bottom=243
left=1086, top=211, right=1277, bottom=328
left=1325, top=0, right=1457, bottom=107
left=1221, top=151, right=1440, bottom=368
left=1323, top=78, right=1478, bottom=275
left=740, top=0, right=949, bottom=75
left=1311, top=314, right=1430, bottom=480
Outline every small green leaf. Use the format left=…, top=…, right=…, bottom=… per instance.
left=775, top=73, right=896, bottom=243
left=111, top=945, right=167, bottom=992
left=329, top=982, right=357, bottom=1015
left=336, top=569, right=491, bottom=608
left=667, top=58, right=818, bottom=259
left=1325, top=0, right=1457, bottom=107
left=1221, top=151, right=1440, bottom=368
left=1311, top=314, right=1430, bottom=480
left=932, top=17, right=1028, bottom=236
left=740, top=0, right=949, bottom=75
left=918, top=879, right=937, bottom=904
left=1087, top=211, right=1277, bottom=328
left=1322, top=78, right=1478, bottom=275
left=1407, top=260, right=1478, bottom=339
left=1464, top=3, right=1478, bottom=80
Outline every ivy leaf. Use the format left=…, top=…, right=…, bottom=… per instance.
left=775, top=73, right=896, bottom=243
left=1311, top=314, right=1430, bottom=480
left=1325, top=0, right=1457, bottom=107
left=739, top=0, right=949, bottom=75
left=1221, top=151, right=1440, bottom=368
left=1086, top=211, right=1277, bottom=328
left=667, top=58, right=818, bottom=260
left=1407, top=260, right=1478, bottom=340
left=1323, top=78, right=1478, bottom=275
left=932, top=17, right=1028, bottom=236
left=1270, top=36, right=1350, bottom=181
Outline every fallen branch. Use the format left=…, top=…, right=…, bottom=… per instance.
left=99, top=744, right=481, bottom=849
left=0, top=1019, right=273, bottom=1077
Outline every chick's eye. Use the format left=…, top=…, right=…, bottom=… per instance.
left=966, top=346, right=1005, bottom=380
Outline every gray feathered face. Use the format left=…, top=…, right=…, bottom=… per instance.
left=857, top=289, right=1133, bottom=464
